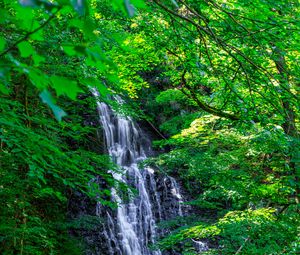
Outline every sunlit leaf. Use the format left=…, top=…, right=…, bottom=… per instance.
left=63, top=45, right=86, bottom=56
left=82, top=18, right=96, bottom=40
left=29, top=21, right=44, bottom=41
left=32, top=54, right=45, bottom=66
left=17, top=41, right=35, bottom=58
left=130, top=0, right=146, bottom=9
left=63, top=45, right=77, bottom=56
left=28, top=69, right=48, bottom=89
left=15, top=5, right=34, bottom=30
left=50, top=75, right=81, bottom=100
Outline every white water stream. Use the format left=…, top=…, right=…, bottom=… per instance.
left=92, top=91, right=184, bottom=255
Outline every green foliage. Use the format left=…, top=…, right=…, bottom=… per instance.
left=147, top=114, right=300, bottom=254
left=0, top=94, right=116, bottom=254
left=1, top=0, right=299, bottom=254
left=128, top=4, right=300, bottom=251
left=159, top=112, right=202, bottom=136
left=0, top=1, right=152, bottom=252
left=0, top=0, right=148, bottom=118
left=158, top=207, right=300, bottom=255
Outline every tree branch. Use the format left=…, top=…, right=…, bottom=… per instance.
left=235, top=237, right=250, bottom=254
left=153, top=0, right=298, bottom=102
left=179, top=70, right=240, bottom=121
left=0, top=7, right=61, bottom=58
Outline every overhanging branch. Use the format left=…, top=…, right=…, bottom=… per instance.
left=0, top=7, right=61, bottom=58
left=179, top=70, right=240, bottom=121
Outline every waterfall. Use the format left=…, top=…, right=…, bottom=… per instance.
left=92, top=91, right=184, bottom=255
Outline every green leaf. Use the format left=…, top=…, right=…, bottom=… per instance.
left=69, top=18, right=83, bottom=29
left=110, top=0, right=126, bottom=14
left=28, top=69, right=48, bottom=89
left=0, top=83, right=9, bottom=94
left=82, top=18, right=96, bottom=40
left=17, top=41, right=35, bottom=58
left=29, top=21, right=44, bottom=41
left=63, top=45, right=77, bottom=56
left=63, top=45, right=86, bottom=56
left=15, top=5, right=34, bottom=30
left=110, top=0, right=145, bottom=16
left=39, top=89, right=67, bottom=121
left=50, top=75, right=81, bottom=100
left=122, top=0, right=146, bottom=16
left=131, top=0, right=146, bottom=8
left=0, top=9, right=9, bottom=24
left=74, top=45, right=86, bottom=55
left=32, top=54, right=45, bottom=66
left=0, top=38, right=6, bottom=52
left=82, top=78, right=110, bottom=96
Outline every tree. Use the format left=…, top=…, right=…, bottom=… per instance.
left=112, top=1, right=300, bottom=253
left=1, top=0, right=299, bottom=254
left=0, top=0, right=138, bottom=253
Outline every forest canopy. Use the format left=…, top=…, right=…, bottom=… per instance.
left=0, top=0, right=299, bottom=254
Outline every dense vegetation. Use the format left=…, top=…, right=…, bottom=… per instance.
left=0, top=0, right=299, bottom=254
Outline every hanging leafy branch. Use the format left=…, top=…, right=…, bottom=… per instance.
left=150, top=0, right=299, bottom=134
left=179, top=69, right=240, bottom=121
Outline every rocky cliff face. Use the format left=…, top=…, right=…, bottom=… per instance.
left=67, top=95, right=191, bottom=255
left=68, top=175, right=190, bottom=255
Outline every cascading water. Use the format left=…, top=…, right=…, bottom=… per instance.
left=92, top=91, right=184, bottom=255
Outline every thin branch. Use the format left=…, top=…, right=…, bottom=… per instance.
left=153, top=0, right=298, bottom=102
left=145, top=119, right=167, bottom=140
left=235, top=237, right=250, bottom=254
left=179, top=70, right=240, bottom=121
left=0, top=7, right=61, bottom=58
